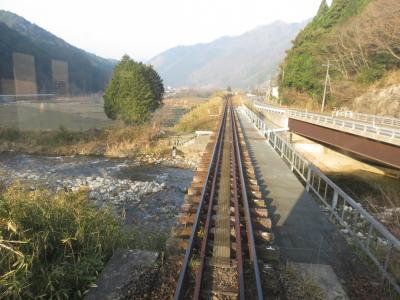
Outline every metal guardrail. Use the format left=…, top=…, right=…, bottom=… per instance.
left=241, top=105, right=400, bottom=293
left=335, top=111, right=400, bottom=128
left=253, top=103, right=286, bottom=115
left=254, top=102, right=400, bottom=145
left=289, top=110, right=400, bottom=141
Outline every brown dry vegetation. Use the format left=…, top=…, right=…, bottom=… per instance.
left=172, top=96, right=222, bottom=134
left=331, top=0, right=400, bottom=78
left=0, top=122, right=166, bottom=158
left=162, top=97, right=207, bottom=108
left=0, top=96, right=223, bottom=158
left=279, top=263, right=325, bottom=300
left=0, top=183, right=168, bottom=299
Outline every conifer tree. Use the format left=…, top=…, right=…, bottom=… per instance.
left=104, top=55, right=164, bottom=124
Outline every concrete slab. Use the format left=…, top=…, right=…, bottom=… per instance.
left=180, top=135, right=211, bottom=153
left=85, top=249, right=158, bottom=300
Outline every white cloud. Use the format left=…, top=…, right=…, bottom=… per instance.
left=1, top=0, right=322, bottom=60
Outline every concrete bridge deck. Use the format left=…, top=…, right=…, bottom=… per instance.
left=251, top=101, right=400, bottom=169
left=236, top=110, right=381, bottom=298
left=253, top=101, right=400, bottom=146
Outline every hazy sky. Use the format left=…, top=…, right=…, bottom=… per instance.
left=1, top=0, right=327, bottom=61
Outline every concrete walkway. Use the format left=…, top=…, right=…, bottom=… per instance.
left=237, top=110, right=379, bottom=299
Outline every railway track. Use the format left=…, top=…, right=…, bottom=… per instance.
left=171, top=99, right=275, bottom=299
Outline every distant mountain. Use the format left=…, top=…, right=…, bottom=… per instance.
left=0, top=10, right=116, bottom=95
left=149, top=21, right=306, bottom=88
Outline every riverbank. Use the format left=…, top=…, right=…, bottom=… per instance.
left=0, top=124, right=175, bottom=159
left=0, top=142, right=196, bottom=299
left=0, top=153, right=194, bottom=225
left=0, top=96, right=221, bottom=163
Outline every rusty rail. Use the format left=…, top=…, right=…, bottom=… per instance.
left=231, top=106, right=264, bottom=299
left=174, top=102, right=228, bottom=299
left=192, top=107, right=226, bottom=299
left=174, top=100, right=266, bottom=299
left=231, top=115, right=245, bottom=299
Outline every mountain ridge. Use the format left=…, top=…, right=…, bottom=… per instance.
left=0, top=10, right=116, bottom=95
left=149, top=20, right=306, bottom=88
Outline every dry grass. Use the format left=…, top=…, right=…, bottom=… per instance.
left=173, top=96, right=222, bottom=134
left=281, top=88, right=321, bottom=111
left=362, top=186, right=400, bottom=238
left=162, top=97, right=207, bottom=108
left=103, top=123, right=164, bottom=157
left=0, top=183, right=168, bottom=299
left=279, top=263, right=325, bottom=300
left=371, top=70, right=400, bottom=89
left=0, top=183, right=124, bottom=298
left=330, top=173, right=400, bottom=238
left=0, top=122, right=165, bottom=158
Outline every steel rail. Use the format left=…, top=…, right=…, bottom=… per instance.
left=174, top=103, right=228, bottom=300
left=230, top=105, right=246, bottom=300
left=174, top=101, right=264, bottom=299
left=192, top=108, right=227, bottom=299
left=231, top=105, right=264, bottom=299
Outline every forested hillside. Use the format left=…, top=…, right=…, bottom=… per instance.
left=0, top=10, right=115, bottom=95
left=280, top=0, right=400, bottom=113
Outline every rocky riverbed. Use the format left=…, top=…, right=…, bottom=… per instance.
left=0, top=153, right=194, bottom=229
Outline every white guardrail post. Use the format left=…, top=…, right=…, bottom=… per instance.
left=240, top=105, right=400, bottom=294
left=306, top=168, right=311, bottom=192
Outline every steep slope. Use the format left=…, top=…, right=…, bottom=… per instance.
left=280, top=0, right=400, bottom=113
left=149, top=21, right=305, bottom=88
left=0, top=10, right=115, bottom=95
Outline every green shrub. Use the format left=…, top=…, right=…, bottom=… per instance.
left=357, top=65, right=385, bottom=85
left=0, top=184, right=125, bottom=299
left=0, top=128, right=21, bottom=141
left=53, top=125, right=76, bottom=145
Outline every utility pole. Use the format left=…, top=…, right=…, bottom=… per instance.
left=280, top=68, right=285, bottom=106
left=321, top=59, right=331, bottom=113
left=265, top=76, right=271, bottom=103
